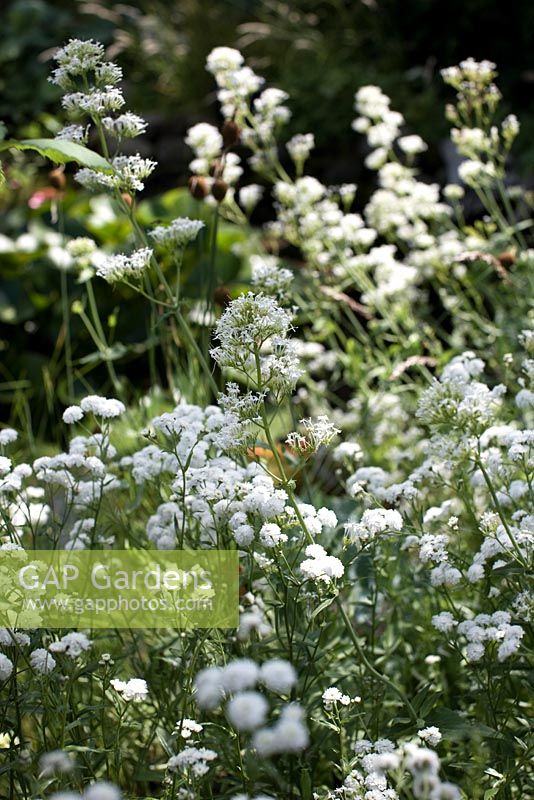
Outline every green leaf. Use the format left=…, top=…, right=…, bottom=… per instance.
left=300, top=768, right=313, bottom=800
left=311, top=594, right=337, bottom=619
left=428, top=708, right=505, bottom=740
left=0, top=138, right=111, bottom=170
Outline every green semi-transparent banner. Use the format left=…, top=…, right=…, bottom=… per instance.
left=0, top=550, right=239, bottom=629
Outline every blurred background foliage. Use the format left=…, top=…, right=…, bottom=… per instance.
left=1, top=0, right=533, bottom=435
left=2, top=0, right=534, bottom=183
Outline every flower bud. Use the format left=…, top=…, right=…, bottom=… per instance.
left=188, top=175, right=209, bottom=200
left=212, top=178, right=229, bottom=202
left=222, top=120, right=240, bottom=148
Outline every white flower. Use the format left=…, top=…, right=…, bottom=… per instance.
left=211, top=292, right=301, bottom=393
left=286, top=415, right=340, bottom=453
left=259, top=522, right=287, bottom=548
left=94, top=247, right=153, bottom=283
left=84, top=782, right=122, bottom=800
left=206, top=47, right=244, bottom=75
left=259, top=659, right=297, bottom=694
left=194, top=666, right=225, bottom=710
left=239, top=184, right=263, bottom=213
left=39, top=750, right=75, bottom=776
left=101, top=112, right=147, bottom=138
left=345, top=508, right=403, bottom=547
left=221, top=658, right=259, bottom=692
left=76, top=155, right=157, bottom=194
left=49, top=632, right=92, bottom=658
left=322, top=686, right=350, bottom=709
left=458, top=159, right=496, bottom=186
left=0, top=654, right=13, bottom=681
left=149, top=218, right=205, bottom=249
left=80, top=395, right=125, bottom=418
left=62, top=85, right=125, bottom=116
left=516, top=388, right=534, bottom=409
left=56, top=123, right=90, bottom=143
left=30, top=648, right=56, bottom=674
left=63, top=406, right=84, bottom=424
left=317, top=507, right=338, bottom=529
left=186, top=123, right=223, bottom=161
left=465, top=642, right=485, bottom=662
left=300, top=544, right=344, bottom=584
left=176, top=718, right=203, bottom=739
left=0, top=457, right=12, bottom=476
left=398, top=135, right=427, bottom=155
left=443, top=183, right=465, bottom=200
left=0, top=429, right=18, bottom=446
left=50, top=39, right=106, bottom=85
left=418, top=726, right=442, bottom=746
left=226, top=691, right=268, bottom=731
left=250, top=255, right=293, bottom=297
left=354, top=85, right=391, bottom=119
left=253, top=703, right=309, bottom=755
left=110, top=677, right=148, bottom=701
left=167, top=746, right=217, bottom=777
left=431, top=612, right=457, bottom=633
left=287, top=133, right=315, bottom=163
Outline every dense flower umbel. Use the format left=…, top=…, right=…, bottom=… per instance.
left=211, top=292, right=301, bottom=394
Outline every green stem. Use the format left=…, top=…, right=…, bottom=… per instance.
left=335, top=597, right=418, bottom=724
left=60, top=269, right=74, bottom=399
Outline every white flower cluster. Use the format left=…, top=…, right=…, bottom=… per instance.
left=167, top=746, right=218, bottom=777
left=30, top=424, right=122, bottom=521
left=64, top=395, right=125, bottom=422
left=250, top=255, right=293, bottom=298
left=50, top=781, right=121, bottom=800
left=206, top=47, right=263, bottom=120
left=364, top=163, right=450, bottom=250
left=76, top=155, right=157, bottom=194
left=286, top=415, right=340, bottom=454
left=353, top=85, right=404, bottom=165
left=50, top=39, right=156, bottom=195
left=322, top=686, right=351, bottom=709
left=39, top=749, right=76, bottom=777
left=432, top=610, right=524, bottom=662
left=417, top=351, right=506, bottom=436
left=300, top=544, right=344, bottom=584
left=94, top=247, right=153, bottom=283
left=49, top=632, right=92, bottom=659
left=110, top=677, right=149, bottom=701
left=194, top=657, right=307, bottom=756
left=149, top=218, right=205, bottom=250
left=175, top=717, right=203, bottom=739
left=344, top=508, right=403, bottom=548
left=211, top=291, right=301, bottom=395
left=201, top=47, right=291, bottom=174
left=287, top=133, right=315, bottom=165
left=320, top=738, right=459, bottom=800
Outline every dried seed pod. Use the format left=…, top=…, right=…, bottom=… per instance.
left=188, top=175, right=209, bottom=200
left=222, top=120, right=240, bottom=148
left=212, top=178, right=229, bottom=202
